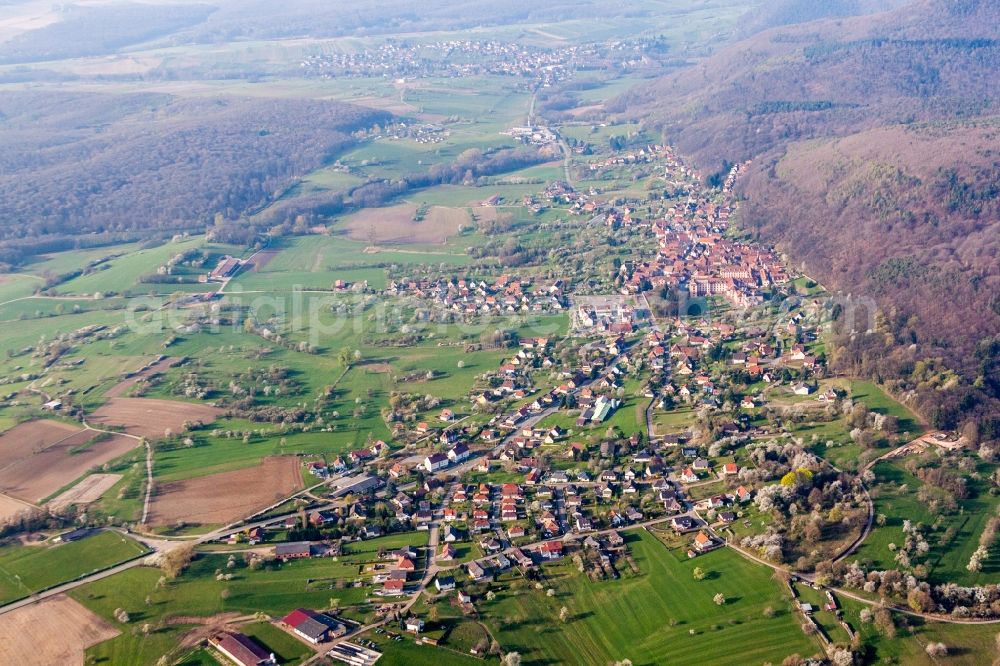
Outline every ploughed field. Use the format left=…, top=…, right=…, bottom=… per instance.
left=147, top=456, right=303, bottom=527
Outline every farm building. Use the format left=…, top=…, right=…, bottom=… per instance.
left=208, top=256, right=243, bottom=281
left=275, top=542, right=312, bottom=560
left=281, top=608, right=347, bottom=644
left=208, top=632, right=275, bottom=666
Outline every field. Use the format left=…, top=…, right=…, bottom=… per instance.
left=0, top=531, right=148, bottom=604
left=850, top=380, right=924, bottom=437
left=48, top=473, right=123, bottom=510
left=70, top=531, right=429, bottom=664
left=88, top=398, right=221, bottom=439
left=339, top=203, right=472, bottom=245
left=0, top=419, right=139, bottom=504
left=477, top=532, right=819, bottom=665
left=0, top=493, right=35, bottom=523
left=0, top=594, right=119, bottom=665
left=852, top=457, right=1000, bottom=586
left=147, top=456, right=302, bottom=527
left=104, top=356, right=178, bottom=398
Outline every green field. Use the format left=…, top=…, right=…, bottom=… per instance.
left=477, top=532, right=820, bottom=665
left=0, top=531, right=148, bottom=604
left=852, top=458, right=1000, bottom=586
left=850, top=380, right=924, bottom=437
left=73, top=530, right=429, bottom=664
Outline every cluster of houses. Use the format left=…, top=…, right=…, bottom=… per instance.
left=376, top=545, right=421, bottom=596
left=386, top=274, right=566, bottom=314
left=299, top=39, right=599, bottom=88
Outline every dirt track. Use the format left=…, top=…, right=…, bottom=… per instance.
left=147, top=456, right=302, bottom=527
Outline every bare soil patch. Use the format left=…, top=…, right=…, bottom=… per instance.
left=148, top=456, right=302, bottom=526
left=0, top=594, right=119, bottom=665
left=104, top=356, right=178, bottom=398
left=0, top=493, right=36, bottom=524
left=246, top=249, right=280, bottom=271
left=0, top=431, right=137, bottom=504
left=48, top=473, right=122, bottom=511
left=342, top=204, right=469, bottom=244
left=0, top=420, right=82, bottom=463
left=89, top=398, right=221, bottom=439
left=362, top=362, right=393, bottom=374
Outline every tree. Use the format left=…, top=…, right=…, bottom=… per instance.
left=559, top=606, right=570, bottom=623
left=503, top=652, right=522, bottom=666
left=693, top=567, right=705, bottom=581
left=713, top=593, right=726, bottom=606
left=160, top=544, right=195, bottom=578
left=925, top=642, right=948, bottom=657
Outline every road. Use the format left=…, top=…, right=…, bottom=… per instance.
left=0, top=550, right=152, bottom=616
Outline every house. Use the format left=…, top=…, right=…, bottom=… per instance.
left=382, top=579, right=406, bottom=595
left=540, top=540, right=564, bottom=559
left=671, top=516, right=696, bottom=532
left=209, top=633, right=275, bottom=666
left=680, top=468, right=699, bottom=483
left=792, top=383, right=814, bottom=396
left=693, top=531, right=717, bottom=552
left=736, top=485, right=753, bottom=502
left=439, top=544, right=457, bottom=561
left=274, top=542, right=311, bottom=560
left=440, top=408, right=454, bottom=421
left=424, top=453, right=449, bottom=472
left=448, top=443, right=470, bottom=463
left=720, top=462, right=739, bottom=476
left=405, top=618, right=425, bottom=634
left=467, top=561, right=489, bottom=581
left=435, top=575, right=456, bottom=592
left=281, top=609, right=346, bottom=644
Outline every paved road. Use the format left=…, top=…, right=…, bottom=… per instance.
left=0, top=550, right=152, bottom=616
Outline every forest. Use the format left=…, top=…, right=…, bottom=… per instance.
left=0, top=91, right=390, bottom=267
left=618, top=0, right=1000, bottom=435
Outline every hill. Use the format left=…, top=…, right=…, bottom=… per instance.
left=618, top=0, right=1000, bottom=434
left=0, top=91, right=389, bottom=266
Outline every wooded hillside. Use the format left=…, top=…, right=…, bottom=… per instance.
left=0, top=91, right=389, bottom=265
left=619, top=0, right=1000, bottom=435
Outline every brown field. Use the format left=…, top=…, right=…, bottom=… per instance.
left=48, top=474, right=123, bottom=511
left=0, top=429, right=137, bottom=504
left=0, top=493, right=37, bottom=523
left=245, top=249, right=280, bottom=271
left=89, top=398, right=221, bottom=439
left=104, top=356, right=178, bottom=398
left=148, top=456, right=302, bottom=526
left=0, top=594, right=119, bottom=665
left=0, top=420, right=82, bottom=462
left=342, top=204, right=469, bottom=244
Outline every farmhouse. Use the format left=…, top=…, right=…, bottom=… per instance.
left=275, top=542, right=312, bottom=560
left=281, top=608, right=347, bottom=644
left=209, top=632, right=275, bottom=666
left=208, top=256, right=243, bottom=281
